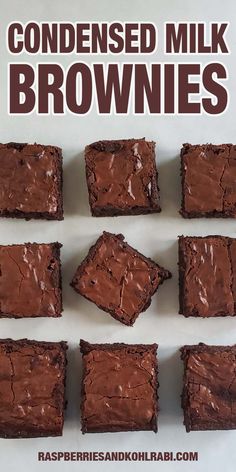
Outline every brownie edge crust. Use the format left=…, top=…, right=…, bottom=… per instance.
left=80, top=340, right=158, bottom=433
left=181, top=343, right=236, bottom=432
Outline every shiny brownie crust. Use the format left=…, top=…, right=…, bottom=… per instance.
left=180, top=143, right=236, bottom=218
left=0, top=142, right=63, bottom=220
left=71, top=232, right=171, bottom=326
left=80, top=340, right=158, bottom=433
left=0, top=339, right=67, bottom=438
left=0, top=242, right=62, bottom=318
left=181, top=343, right=236, bottom=431
left=85, top=138, right=161, bottom=216
left=179, top=235, right=236, bottom=317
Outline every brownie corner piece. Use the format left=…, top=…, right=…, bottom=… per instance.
left=85, top=138, right=160, bottom=216
left=80, top=340, right=158, bottom=433
left=0, top=338, right=67, bottom=438
left=0, top=242, right=62, bottom=318
left=180, top=143, right=236, bottom=218
left=180, top=343, right=236, bottom=432
left=0, top=142, right=63, bottom=220
left=178, top=235, right=236, bottom=318
left=71, top=232, right=171, bottom=326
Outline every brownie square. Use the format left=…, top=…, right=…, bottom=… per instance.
left=0, top=142, right=63, bottom=220
left=181, top=343, right=236, bottom=431
left=0, top=242, right=62, bottom=318
left=71, top=231, right=171, bottom=326
left=0, top=338, right=67, bottom=438
left=85, top=138, right=160, bottom=216
left=180, top=143, right=236, bottom=218
left=179, top=235, right=236, bottom=317
left=80, top=340, right=158, bottom=433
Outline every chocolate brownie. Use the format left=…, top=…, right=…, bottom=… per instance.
left=179, top=235, right=236, bottom=317
left=71, top=232, right=171, bottom=326
left=80, top=340, right=158, bottom=433
left=0, top=242, right=62, bottom=318
left=181, top=343, right=236, bottom=431
left=0, top=338, right=67, bottom=438
left=180, top=143, right=236, bottom=218
left=0, top=142, right=63, bottom=220
left=85, top=138, right=160, bottom=216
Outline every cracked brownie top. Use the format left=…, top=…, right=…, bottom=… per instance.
left=181, top=343, right=236, bottom=431
left=179, top=235, right=236, bottom=317
left=85, top=138, right=160, bottom=216
left=71, top=231, right=171, bottom=326
left=80, top=340, right=158, bottom=433
left=0, top=338, right=67, bottom=438
left=0, top=142, right=63, bottom=220
left=180, top=143, right=236, bottom=218
left=0, top=242, right=62, bottom=318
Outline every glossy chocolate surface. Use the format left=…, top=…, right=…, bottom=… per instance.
left=80, top=340, right=158, bottom=433
left=180, top=143, right=236, bottom=218
left=71, top=232, right=171, bottom=326
left=0, top=243, right=62, bottom=318
left=181, top=344, right=236, bottom=431
left=179, top=236, right=236, bottom=317
left=0, top=339, right=67, bottom=438
left=0, top=143, right=63, bottom=220
left=85, top=139, right=160, bottom=216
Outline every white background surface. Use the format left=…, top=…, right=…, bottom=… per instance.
left=0, top=0, right=236, bottom=471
